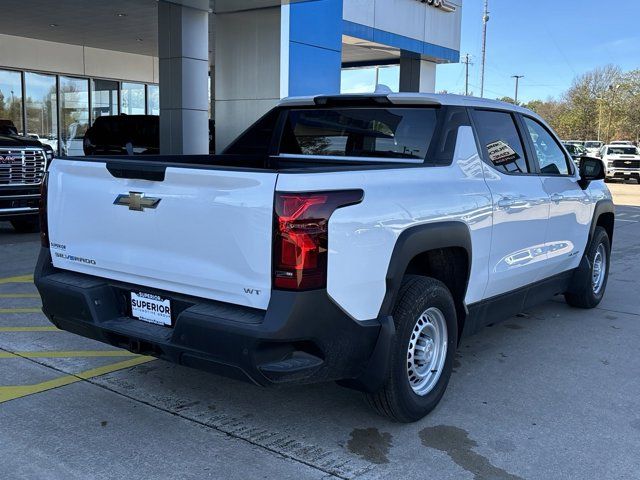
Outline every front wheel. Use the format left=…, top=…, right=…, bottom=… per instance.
left=565, top=226, right=610, bottom=308
left=366, top=276, right=457, bottom=423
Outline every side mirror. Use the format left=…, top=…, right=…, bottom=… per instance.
left=578, top=156, right=605, bottom=189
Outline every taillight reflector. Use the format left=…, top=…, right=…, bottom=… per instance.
left=273, top=190, right=362, bottom=290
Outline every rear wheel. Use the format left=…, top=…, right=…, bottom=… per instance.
left=365, top=276, right=457, bottom=423
left=10, top=218, right=40, bottom=233
left=565, top=226, right=610, bottom=308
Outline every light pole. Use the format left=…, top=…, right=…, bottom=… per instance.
left=605, top=84, right=620, bottom=143
left=480, top=0, right=489, bottom=98
left=596, top=96, right=604, bottom=142
left=511, top=75, right=524, bottom=104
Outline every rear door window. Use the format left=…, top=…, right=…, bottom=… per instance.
left=278, top=108, right=438, bottom=162
left=471, top=110, right=530, bottom=174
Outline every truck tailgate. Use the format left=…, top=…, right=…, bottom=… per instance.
left=47, top=159, right=276, bottom=310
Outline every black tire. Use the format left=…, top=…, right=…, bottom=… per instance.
left=365, top=275, right=457, bottom=423
left=565, top=226, right=610, bottom=308
left=10, top=218, right=40, bottom=233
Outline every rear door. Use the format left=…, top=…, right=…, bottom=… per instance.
left=520, top=115, right=592, bottom=275
left=470, top=109, right=551, bottom=298
left=47, top=159, right=277, bottom=309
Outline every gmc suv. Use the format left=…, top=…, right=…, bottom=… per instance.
left=0, top=124, right=51, bottom=232
left=35, top=94, right=613, bottom=422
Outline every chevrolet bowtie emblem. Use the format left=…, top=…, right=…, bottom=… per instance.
left=113, top=192, right=161, bottom=211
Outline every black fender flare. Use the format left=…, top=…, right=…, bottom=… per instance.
left=341, top=221, right=473, bottom=393
left=568, top=198, right=615, bottom=295
left=589, top=198, right=615, bottom=245
left=378, top=221, right=473, bottom=319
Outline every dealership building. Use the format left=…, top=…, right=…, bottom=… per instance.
left=0, top=0, right=462, bottom=155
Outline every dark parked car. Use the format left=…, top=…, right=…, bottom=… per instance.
left=0, top=125, right=51, bottom=232
left=83, top=115, right=215, bottom=155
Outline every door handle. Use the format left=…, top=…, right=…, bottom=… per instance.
left=551, top=193, right=564, bottom=203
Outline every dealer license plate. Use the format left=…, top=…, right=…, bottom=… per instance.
left=131, top=291, right=172, bottom=326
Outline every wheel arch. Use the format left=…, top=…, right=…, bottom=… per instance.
left=379, top=221, right=473, bottom=337
left=591, top=199, right=615, bottom=246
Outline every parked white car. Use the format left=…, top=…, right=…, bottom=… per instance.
left=35, top=94, right=614, bottom=422
left=584, top=140, right=603, bottom=156
left=598, top=144, right=640, bottom=183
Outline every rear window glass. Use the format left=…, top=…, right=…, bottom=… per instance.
left=471, top=110, right=530, bottom=174
left=278, top=108, right=438, bottom=161
left=607, top=146, right=637, bottom=155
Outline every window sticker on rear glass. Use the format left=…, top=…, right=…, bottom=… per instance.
left=486, top=140, right=520, bottom=166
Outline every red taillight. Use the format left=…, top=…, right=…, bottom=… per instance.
left=39, top=172, right=49, bottom=248
left=273, top=190, right=363, bottom=290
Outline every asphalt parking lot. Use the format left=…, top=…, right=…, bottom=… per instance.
left=1, top=184, right=639, bottom=480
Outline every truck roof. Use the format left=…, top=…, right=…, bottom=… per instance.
left=279, top=92, right=536, bottom=116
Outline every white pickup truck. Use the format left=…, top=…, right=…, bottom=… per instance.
left=35, top=94, right=614, bottom=422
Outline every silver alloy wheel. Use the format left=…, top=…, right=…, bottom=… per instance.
left=406, top=307, right=448, bottom=396
left=592, top=243, right=607, bottom=294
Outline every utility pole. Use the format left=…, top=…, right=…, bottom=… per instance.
left=511, top=75, right=524, bottom=104
left=462, top=54, right=472, bottom=96
left=480, top=0, right=489, bottom=98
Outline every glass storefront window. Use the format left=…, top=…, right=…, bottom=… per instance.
left=121, top=82, right=146, bottom=115
left=25, top=72, right=58, bottom=152
left=92, top=79, right=119, bottom=122
left=0, top=69, right=24, bottom=134
left=147, top=84, right=159, bottom=115
left=60, top=76, right=89, bottom=156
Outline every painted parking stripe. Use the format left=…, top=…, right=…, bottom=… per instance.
left=0, top=294, right=40, bottom=299
left=0, top=275, right=33, bottom=285
left=0, top=356, right=154, bottom=404
left=0, top=308, right=42, bottom=314
left=0, top=350, right=138, bottom=359
left=0, top=326, right=58, bottom=332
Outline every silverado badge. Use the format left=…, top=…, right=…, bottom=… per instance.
left=113, top=192, right=161, bottom=211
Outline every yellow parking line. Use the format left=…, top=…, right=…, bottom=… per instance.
left=0, top=275, right=33, bottom=285
left=0, top=350, right=138, bottom=359
left=0, top=356, right=154, bottom=403
left=0, top=326, right=58, bottom=332
left=0, top=294, right=40, bottom=299
left=0, top=308, right=42, bottom=314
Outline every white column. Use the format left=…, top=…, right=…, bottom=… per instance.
left=419, top=60, right=437, bottom=93
left=158, top=1, right=209, bottom=155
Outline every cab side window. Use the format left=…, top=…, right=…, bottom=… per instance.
left=522, top=117, right=571, bottom=175
left=471, top=110, right=530, bottom=174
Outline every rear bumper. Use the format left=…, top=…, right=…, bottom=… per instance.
left=0, top=186, right=40, bottom=220
left=34, top=248, right=389, bottom=389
